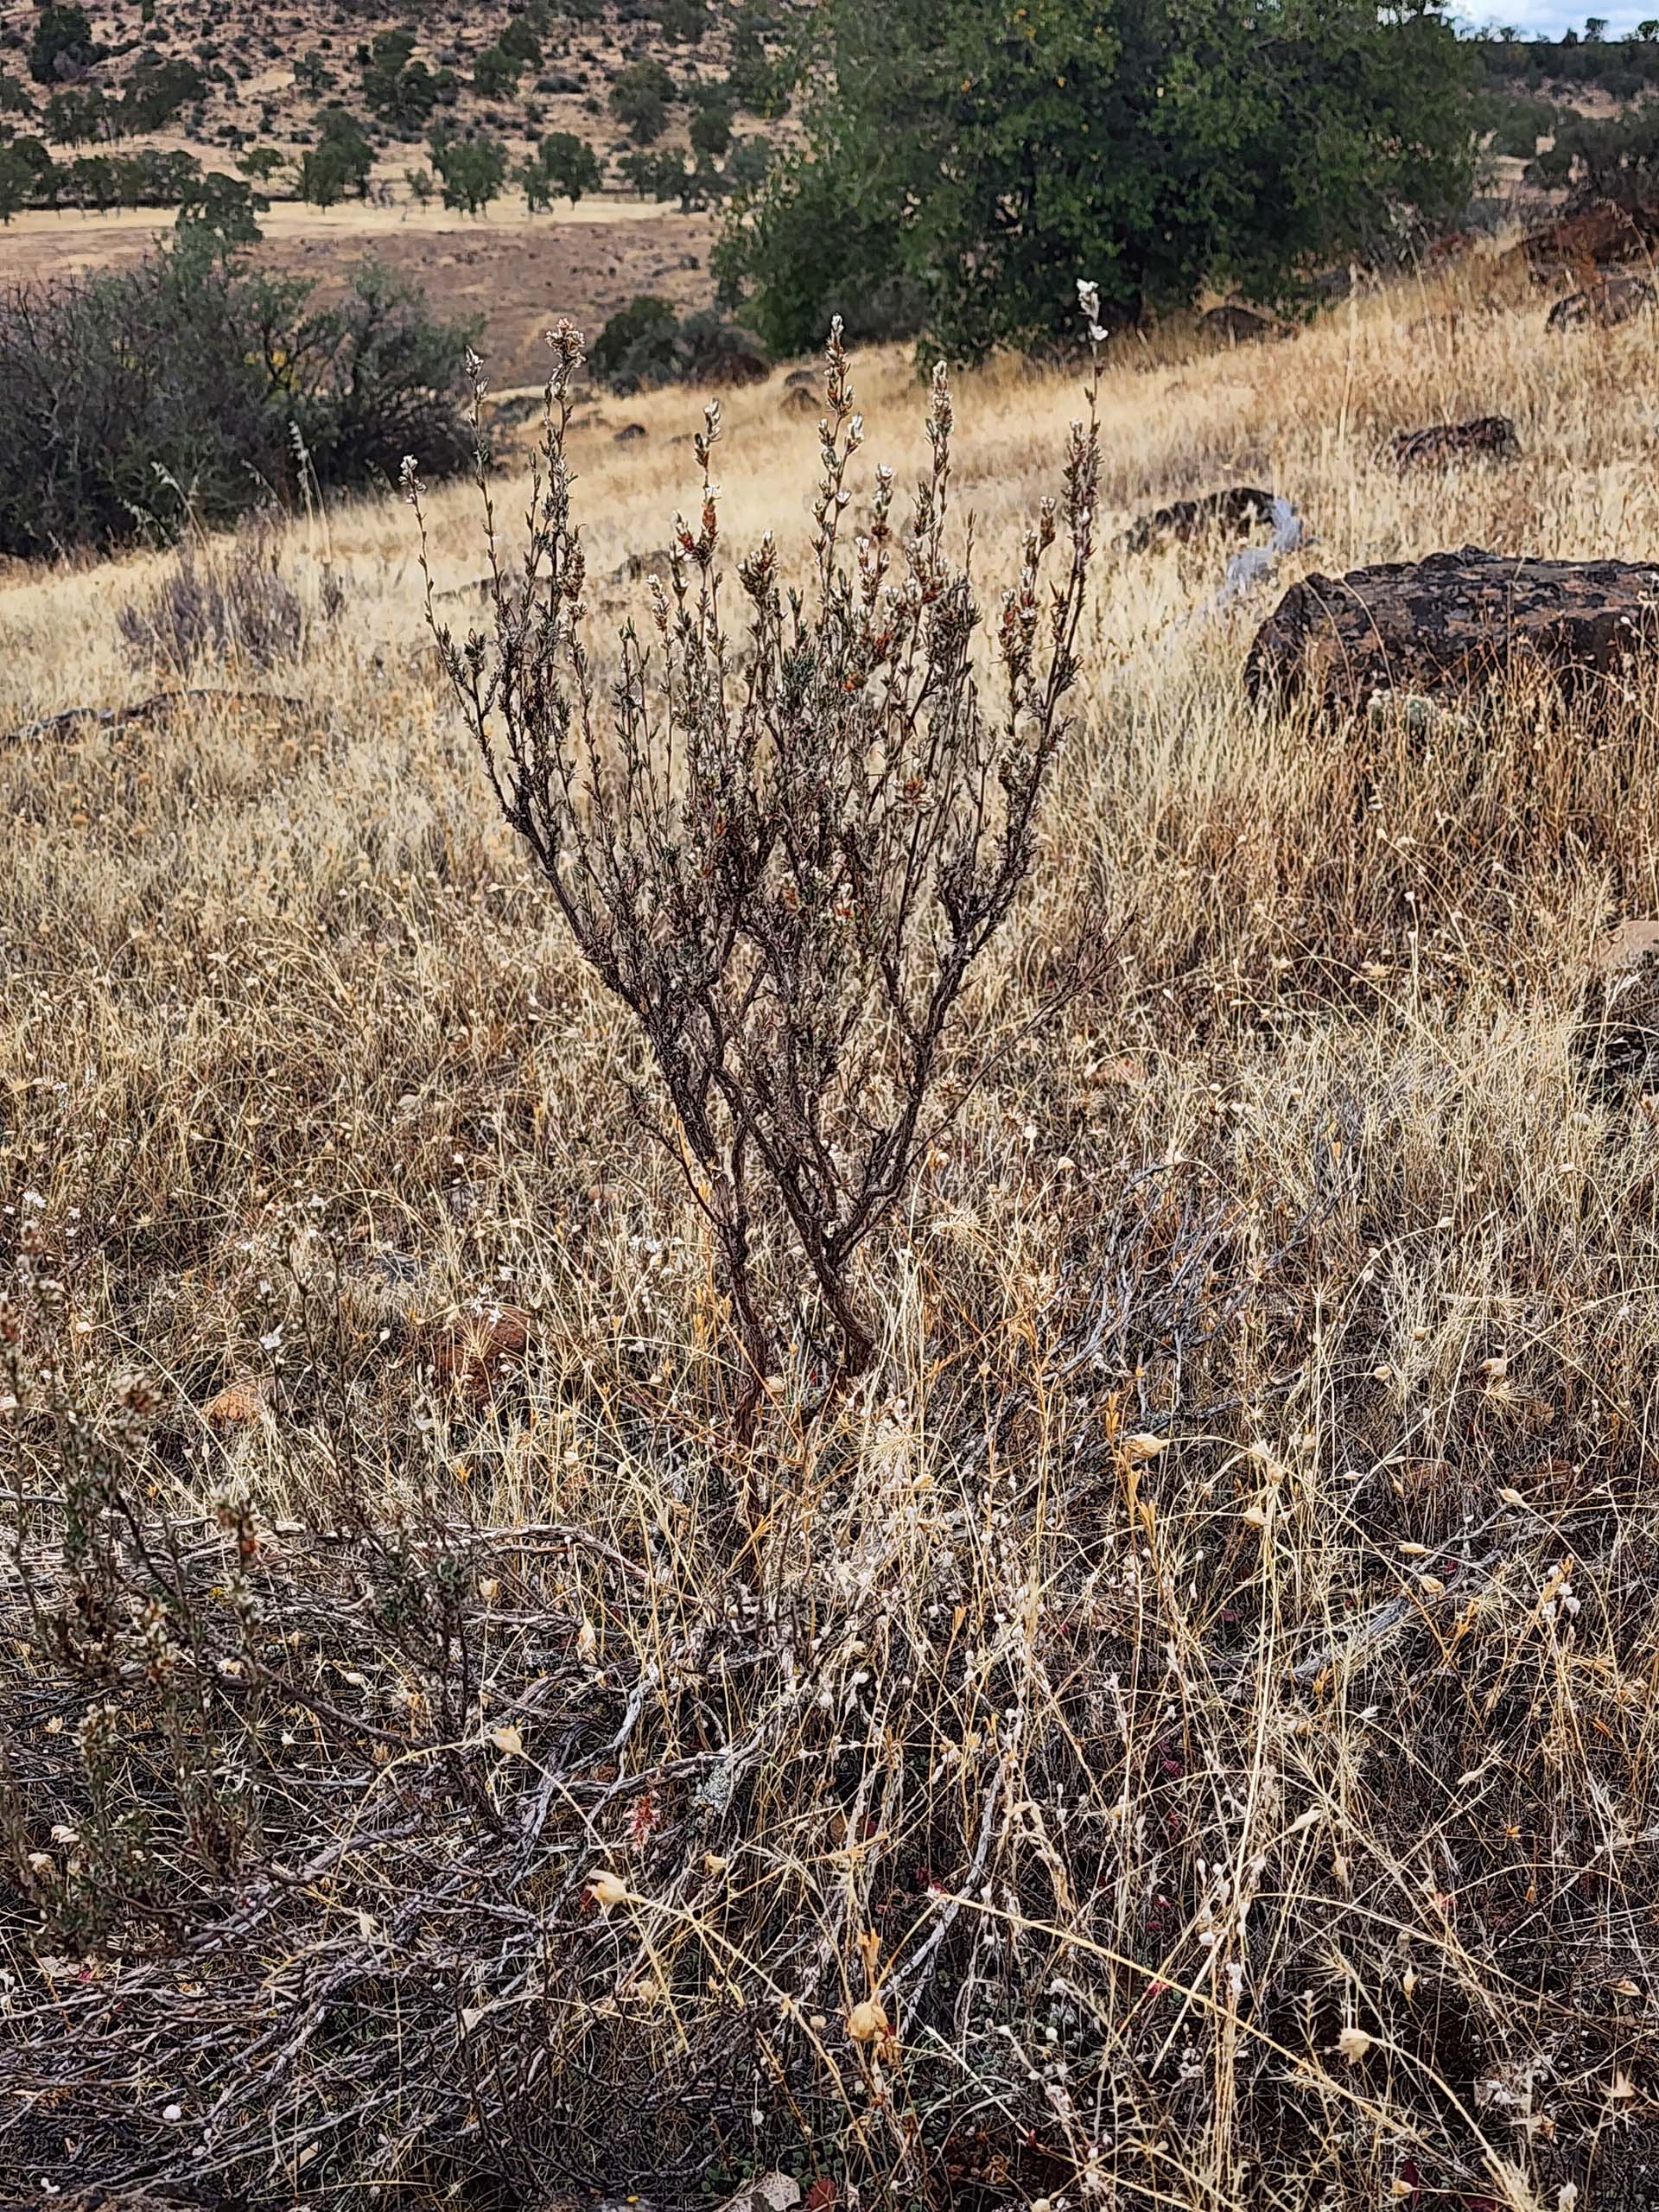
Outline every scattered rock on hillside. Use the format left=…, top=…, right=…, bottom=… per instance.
left=1390, top=416, right=1520, bottom=470
left=1245, top=547, right=1659, bottom=716
left=1199, top=303, right=1292, bottom=346
left=1548, top=274, right=1656, bottom=331
left=1119, top=486, right=1275, bottom=553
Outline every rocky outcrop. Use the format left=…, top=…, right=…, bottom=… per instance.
left=1548, top=274, right=1656, bottom=331
left=1118, top=486, right=1275, bottom=552
left=1390, top=416, right=1520, bottom=470
left=1245, top=546, right=1659, bottom=715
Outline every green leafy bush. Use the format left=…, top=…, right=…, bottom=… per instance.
left=721, top=0, right=1477, bottom=359
left=299, top=105, right=374, bottom=207
left=589, top=293, right=766, bottom=391
left=472, top=44, right=523, bottom=99
left=29, top=3, right=100, bottom=84
left=428, top=127, right=507, bottom=213
left=517, top=130, right=601, bottom=211
left=1529, top=96, right=1659, bottom=206
left=122, top=55, right=205, bottom=131
left=0, top=238, right=475, bottom=558
left=608, top=57, right=675, bottom=143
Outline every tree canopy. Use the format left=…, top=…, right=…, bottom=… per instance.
left=718, top=0, right=1477, bottom=359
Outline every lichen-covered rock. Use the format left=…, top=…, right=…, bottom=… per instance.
left=1245, top=546, right=1659, bottom=716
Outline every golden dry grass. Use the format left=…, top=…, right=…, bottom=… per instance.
left=3, top=259, right=1659, bottom=2208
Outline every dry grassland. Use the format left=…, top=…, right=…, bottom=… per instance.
left=2, top=255, right=1659, bottom=2209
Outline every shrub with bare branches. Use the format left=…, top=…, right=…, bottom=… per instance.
left=117, top=521, right=340, bottom=673
left=408, top=307, right=1101, bottom=1419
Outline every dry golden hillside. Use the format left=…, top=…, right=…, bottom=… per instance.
left=2, top=257, right=1659, bottom=2207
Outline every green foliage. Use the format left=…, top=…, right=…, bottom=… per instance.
left=652, top=0, right=709, bottom=41
left=1477, top=89, right=1556, bottom=159
left=237, top=145, right=285, bottom=181
left=518, top=127, right=600, bottom=208
left=123, top=56, right=207, bottom=132
left=721, top=0, right=1478, bottom=361
left=618, top=145, right=721, bottom=210
left=43, top=87, right=110, bottom=147
left=1472, top=24, right=1659, bottom=101
left=0, top=239, right=475, bottom=556
left=588, top=291, right=679, bottom=385
left=472, top=43, right=523, bottom=99
left=295, top=49, right=334, bottom=98
left=499, top=15, right=543, bottom=67
left=175, top=169, right=264, bottom=248
left=713, top=153, right=919, bottom=350
left=429, top=127, right=508, bottom=213
left=363, top=28, right=439, bottom=126
left=29, top=3, right=99, bottom=85
left=514, top=154, right=550, bottom=213
left=0, top=139, right=255, bottom=222
left=1529, top=94, right=1659, bottom=205
left=405, top=163, right=435, bottom=204
left=689, top=95, right=732, bottom=162
left=609, top=57, right=676, bottom=143
left=0, top=144, right=35, bottom=223
left=725, top=133, right=770, bottom=190
left=588, top=292, right=766, bottom=390
left=0, top=68, right=36, bottom=118
left=300, top=105, right=374, bottom=207
left=727, top=5, right=786, bottom=116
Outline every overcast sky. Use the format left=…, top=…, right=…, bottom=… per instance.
left=1455, top=3, right=1653, bottom=28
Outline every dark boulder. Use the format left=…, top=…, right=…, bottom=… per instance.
left=1118, top=486, right=1275, bottom=553
left=1548, top=274, right=1656, bottom=331
left=1390, top=416, right=1520, bottom=470
left=1245, top=547, right=1659, bottom=716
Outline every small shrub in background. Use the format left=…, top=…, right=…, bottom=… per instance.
left=410, top=302, right=1100, bottom=1412
left=588, top=293, right=767, bottom=391
left=537, top=126, right=601, bottom=203
left=608, top=56, right=675, bottom=143
left=428, top=126, right=507, bottom=213
left=0, top=238, right=475, bottom=558
left=117, top=519, right=344, bottom=672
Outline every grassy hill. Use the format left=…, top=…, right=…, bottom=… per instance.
left=2, top=251, right=1658, bottom=2205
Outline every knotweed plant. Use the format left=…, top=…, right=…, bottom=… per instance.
left=409, top=300, right=1102, bottom=1417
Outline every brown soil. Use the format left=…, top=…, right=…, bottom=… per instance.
left=0, top=199, right=719, bottom=389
